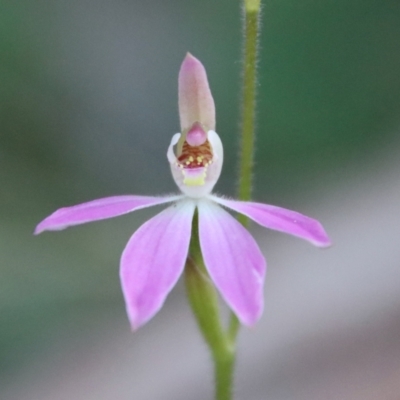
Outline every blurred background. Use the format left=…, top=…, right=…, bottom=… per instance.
left=1, top=0, right=400, bottom=398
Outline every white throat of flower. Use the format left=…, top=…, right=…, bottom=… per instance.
left=167, top=122, right=223, bottom=198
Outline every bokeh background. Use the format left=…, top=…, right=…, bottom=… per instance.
left=1, top=0, right=400, bottom=399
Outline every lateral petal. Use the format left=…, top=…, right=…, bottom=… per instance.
left=198, top=200, right=266, bottom=326
left=34, top=195, right=182, bottom=234
left=211, top=196, right=331, bottom=248
left=120, top=200, right=195, bottom=330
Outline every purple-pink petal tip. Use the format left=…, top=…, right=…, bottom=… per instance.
left=211, top=196, right=331, bottom=248
left=34, top=195, right=181, bottom=235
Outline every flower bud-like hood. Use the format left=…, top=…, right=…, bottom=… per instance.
left=168, top=53, right=223, bottom=198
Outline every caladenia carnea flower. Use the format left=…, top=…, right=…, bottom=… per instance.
left=35, top=53, right=331, bottom=330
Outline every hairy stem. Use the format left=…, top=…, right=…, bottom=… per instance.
left=238, top=2, right=261, bottom=204
left=227, top=0, right=262, bottom=378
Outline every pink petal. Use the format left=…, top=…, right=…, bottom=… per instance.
left=120, top=200, right=195, bottom=330
left=211, top=196, right=331, bottom=247
left=178, top=53, right=215, bottom=132
left=34, top=195, right=182, bottom=234
left=198, top=200, right=266, bottom=326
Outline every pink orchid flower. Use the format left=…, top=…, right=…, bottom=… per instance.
left=35, top=53, right=330, bottom=330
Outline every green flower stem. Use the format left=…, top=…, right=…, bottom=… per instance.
left=184, top=258, right=230, bottom=355
left=185, top=212, right=236, bottom=400
left=244, top=0, right=261, bottom=13
left=232, top=0, right=262, bottom=336
left=227, top=313, right=240, bottom=343
left=185, top=257, right=236, bottom=400
left=214, top=349, right=235, bottom=400
left=238, top=2, right=261, bottom=204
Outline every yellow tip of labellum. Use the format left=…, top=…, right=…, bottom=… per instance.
left=183, top=169, right=207, bottom=186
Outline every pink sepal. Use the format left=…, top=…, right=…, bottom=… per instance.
left=35, top=195, right=182, bottom=234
